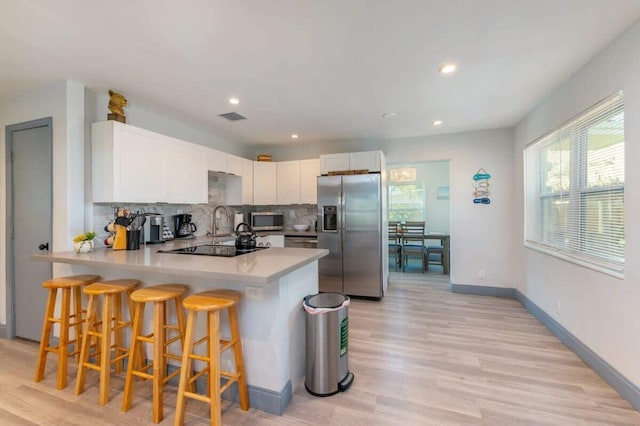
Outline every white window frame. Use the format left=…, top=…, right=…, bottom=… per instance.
left=524, top=92, right=625, bottom=277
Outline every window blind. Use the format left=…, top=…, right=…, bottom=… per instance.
left=525, top=93, right=624, bottom=273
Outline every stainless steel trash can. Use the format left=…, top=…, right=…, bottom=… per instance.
left=303, top=292, right=354, bottom=396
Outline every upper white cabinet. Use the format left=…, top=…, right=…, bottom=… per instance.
left=350, top=150, right=382, bottom=172
left=277, top=160, right=301, bottom=204
left=205, top=148, right=227, bottom=173
left=93, top=121, right=167, bottom=203
left=92, top=121, right=207, bottom=204
left=300, top=159, right=320, bottom=204
left=165, top=137, right=208, bottom=204
left=226, top=157, right=254, bottom=205
left=226, top=154, right=244, bottom=176
left=320, top=150, right=383, bottom=175
left=253, top=161, right=277, bottom=205
left=319, top=153, right=350, bottom=175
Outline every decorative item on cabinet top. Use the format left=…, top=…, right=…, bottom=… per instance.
left=107, top=90, right=127, bottom=123
left=257, top=154, right=272, bottom=162
left=327, top=169, right=369, bottom=176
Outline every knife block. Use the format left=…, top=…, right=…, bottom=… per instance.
left=113, top=225, right=127, bottom=250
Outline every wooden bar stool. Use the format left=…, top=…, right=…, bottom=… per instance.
left=34, top=274, right=101, bottom=389
left=174, top=289, right=249, bottom=426
left=75, top=279, right=141, bottom=405
left=121, top=284, right=189, bottom=423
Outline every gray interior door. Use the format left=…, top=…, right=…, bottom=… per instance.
left=9, top=120, right=53, bottom=341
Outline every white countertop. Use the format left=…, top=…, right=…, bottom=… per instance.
left=31, top=237, right=328, bottom=284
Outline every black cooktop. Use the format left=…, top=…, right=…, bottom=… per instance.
left=158, top=244, right=269, bottom=257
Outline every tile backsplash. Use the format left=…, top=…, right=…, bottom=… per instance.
left=92, top=172, right=317, bottom=246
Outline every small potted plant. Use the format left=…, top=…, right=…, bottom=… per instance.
left=73, top=231, right=96, bottom=253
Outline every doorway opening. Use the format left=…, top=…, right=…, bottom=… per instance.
left=387, top=160, right=450, bottom=275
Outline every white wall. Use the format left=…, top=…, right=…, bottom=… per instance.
left=513, top=20, right=640, bottom=386
left=85, top=90, right=252, bottom=158
left=384, top=130, right=514, bottom=288
left=0, top=80, right=85, bottom=325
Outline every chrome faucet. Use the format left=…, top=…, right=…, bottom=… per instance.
left=211, top=205, right=232, bottom=242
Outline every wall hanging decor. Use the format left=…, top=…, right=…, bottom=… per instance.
left=473, top=168, right=491, bottom=204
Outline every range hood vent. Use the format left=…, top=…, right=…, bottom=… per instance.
left=218, top=112, right=247, bottom=121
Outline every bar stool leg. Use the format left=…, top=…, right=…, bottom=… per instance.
left=208, top=310, right=221, bottom=426
left=121, top=301, right=145, bottom=412
left=72, top=285, right=84, bottom=362
left=174, top=297, right=194, bottom=395
left=113, top=293, right=124, bottom=374
left=99, top=294, right=113, bottom=406
left=34, top=287, right=57, bottom=383
left=76, top=294, right=97, bottom=395
left=152, top=301, right=165, bottom=423
left=56, top=288, right=72, bottom=390
left=175, top=310, right=197, bottom=426
left=228, top=304, right=249, bottom=410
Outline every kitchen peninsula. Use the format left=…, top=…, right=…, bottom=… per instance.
left=32, top=238, right=328, bottom=415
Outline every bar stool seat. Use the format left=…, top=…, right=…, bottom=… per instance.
left=34, top=274, right=101, bottom=389
left=122, top=283, right=189, bottom=423
left=174, top=289, right=249, bottom=426
left=75, top=279, right=141, bottom=405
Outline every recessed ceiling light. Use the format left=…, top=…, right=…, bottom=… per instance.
left=439, top=64, right=456, bottom=74
left=382, top=112, right=397, bottom=118
left=229, top=97, right=240, bottom=105
left=291, top=134, right=299, bottom=139
left=433, top=120, right=443, bottom=126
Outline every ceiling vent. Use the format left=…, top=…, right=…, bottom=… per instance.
left=218, top=112, right=247, bottom=121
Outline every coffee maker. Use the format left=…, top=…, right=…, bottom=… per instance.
left=143, top=214, right=166, bottom=244
left=173, top=213, right=197, bottom=239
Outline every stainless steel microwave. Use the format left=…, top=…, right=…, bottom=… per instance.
left=250, top=212, right=284, bottom=231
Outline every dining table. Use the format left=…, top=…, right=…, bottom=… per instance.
left=389, top=229, right=450, bottom=274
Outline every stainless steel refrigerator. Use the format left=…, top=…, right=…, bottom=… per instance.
left=317, top=174, right=384, bottom=299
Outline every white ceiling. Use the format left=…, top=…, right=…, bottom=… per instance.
left=2, top=1, right=640, bottom=147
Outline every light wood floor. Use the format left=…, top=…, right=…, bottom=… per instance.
left=2, top=272, right=639, bottom=425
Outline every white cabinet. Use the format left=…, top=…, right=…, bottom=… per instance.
left=276, top=160, right=301, bottom=204
left=241, top=158, right=254, bottom=204
left=319, top=150, right=382, bottom=175
left=205, top=148, right=227, bottom=173
left=166, top=138, right=208, bottom=204
left=92, top=121, right=167, bottom=203
left=226, top=157, right=254, bottom=205
left=226, top=154, right=244, bottom=176
left=256, top=234, right=285, bottom=248
left=253, top=161, right=277, bottom=205
left=320, top=153, right=350, bottom=175
left=350, top=151, right=382, bottom=172
left=92, top=121, right=207, bottom=204
left=300, top=159, right=320, bottom=204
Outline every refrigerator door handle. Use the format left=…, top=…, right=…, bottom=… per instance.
left=339, top=191, right=345, bottom=231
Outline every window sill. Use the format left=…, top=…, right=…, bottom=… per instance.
left=524, top=241, right=624, bottom=280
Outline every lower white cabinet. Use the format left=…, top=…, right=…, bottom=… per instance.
left=256, top=234, right=285, bottom=248
left=253, top=162, right=277, bottom=205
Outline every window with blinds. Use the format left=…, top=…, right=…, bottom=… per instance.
left=524, top=92, right=625, bottom=275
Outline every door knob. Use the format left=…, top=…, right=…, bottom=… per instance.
left=38, top=243, right=49, bottom=251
